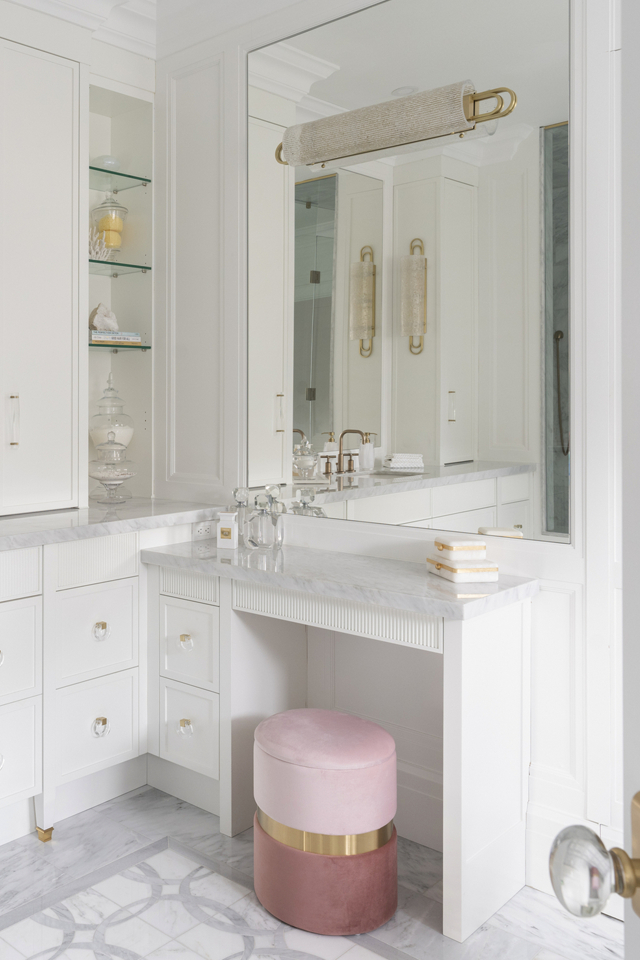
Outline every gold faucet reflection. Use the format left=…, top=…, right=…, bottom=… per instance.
left=337, top=429, right=365, bottom=474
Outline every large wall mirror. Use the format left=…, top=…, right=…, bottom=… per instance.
left=247, top=0, right=570, bottom=542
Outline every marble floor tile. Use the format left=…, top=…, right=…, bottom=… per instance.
left=0, top=832, right=72, bottom=916
left=396, top=836, right=443, bottom=895
left=148, top=942, right=211, bottom=960
left=284, top=927, right=354, bottom=960
left=0, top=913, right=66, bottom=957
left=533, top=952, right=571, bottom=960
left=0, top=938, right=26, bottom=959
left=103, top=910, right=173, bottom=955
left=368, top=887, right=540, bottom=960
left=95, top=786, right=222, bottom=847
left=488, top=885, right=623, bottom=960
left=33, top=806, right=153, bottom=880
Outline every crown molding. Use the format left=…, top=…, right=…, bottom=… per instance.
left=6, top=0, right=156, bottom=57
left=248, top=41, right=338, bottom=104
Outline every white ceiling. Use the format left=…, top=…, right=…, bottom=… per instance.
left=257, top=0, right=569, bottom=132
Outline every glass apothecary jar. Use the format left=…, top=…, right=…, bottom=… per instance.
left=91, top=194, right=128, bottom=250
left=292, top=439, right=318, bottom=480
left=90, top=375, right=134, bottom=448
left=89, top=431, right=136, bottom=504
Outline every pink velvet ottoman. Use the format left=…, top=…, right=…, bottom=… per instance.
left=253, top=708, right=397, bottom=935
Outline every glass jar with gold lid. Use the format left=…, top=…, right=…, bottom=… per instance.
left=91, top=194, right=128, bottom=251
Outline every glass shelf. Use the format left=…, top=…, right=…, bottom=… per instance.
left=89, top=260, right=150, bottom=277
left=89, top=342, right=151, bottom=351
left=89, top=166, right=151, bottom=193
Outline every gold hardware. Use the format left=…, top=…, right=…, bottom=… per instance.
left=180, top=633, right=193, bottom=647
left=434, top=541, right=485, bottom=552
left=338, top=429, right=365, bottom=474
left=96, top=621, right=107, bottom=630
left=275, top=142, right=287, bottom=165
left=358, top=246, right=376, bottom=357
left=293, top=428, right=306, bottom=442
left=321, top=432, right=336, bottom=442
left=463, top=87, right=517, bottom=124
left=427, top=557, right=498, bottom=574
left=96, top=717, right=107, bottom=725
left=180, top=718, right=191, bottom=727
left=257, top=808, right=394, bottom=856
left=36, top=827, right=53, bottom=843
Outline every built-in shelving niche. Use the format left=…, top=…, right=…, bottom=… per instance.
left=89, top=84, right=153, bottom=499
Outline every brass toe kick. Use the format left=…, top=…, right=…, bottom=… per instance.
left=36, top=827, right=54, bottom=842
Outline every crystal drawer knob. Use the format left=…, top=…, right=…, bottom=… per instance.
left=92, top=622, right=110, bottom=641
left=0, top=754, right=4, bottom=771
left=0, top=650, right=4, bottom=666
left=179, top=718, right=194, bottom=737
left=550, top=825, right=616, bottom=916
left=179, top=633, right=194, bottom=651
left=92, top=717, right=110, bottom=738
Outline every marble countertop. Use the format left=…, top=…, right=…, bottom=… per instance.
left=0, top=499, right=224, bottom=552
left=279, top=460, right=535, bottom=506
left=141, top=539, right=539, bottom=620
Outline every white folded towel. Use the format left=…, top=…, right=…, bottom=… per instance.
left=384, top=452, right=424, bottom=472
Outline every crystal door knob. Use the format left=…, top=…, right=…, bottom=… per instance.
left=179, top=718, right=194, bottom=737
left=179, top=633, right=194, bottom=651
left=92, top=717, right=110, bottom=738
left=92, top=621, right=110, bottom=641
left=550, top=825, right=615, bottom=917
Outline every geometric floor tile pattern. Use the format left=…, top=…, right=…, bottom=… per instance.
left=0, top=786, right=624, bottom=960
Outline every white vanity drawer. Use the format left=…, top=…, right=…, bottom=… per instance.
left=57, top=669, right=139, bottom=783
left=430, top=506, right=497, bottom=535
left=160, top=597, right=219, bottom=691
left=54, top=578, right=138, bottom=687
left=56, top=534, right=138, bottom=590
left=0, top=547, right=41, bottom=602
left=499, top=472, right=531, bottom=504
left=159, top=677, right=219, bottom=779
left=0, top=596, right=42, bottom=706
left=431, top=479, right=496, bottom=517
left=347, top=487, right=432, bottom=524
left=0, top=696, right=42, bottom=806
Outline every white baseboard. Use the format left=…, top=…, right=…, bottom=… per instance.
left=147, top=754, right=220, bottom=815
left=55, top=756, right=148, bottom=822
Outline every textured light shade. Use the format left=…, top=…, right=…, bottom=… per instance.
left=400, top=239, right=426, bottom=354
left=349, top=246, right=376, bottom=357
left=281, top=80, right=475, bottom=166
left=400, top=255, right=426, bottom=337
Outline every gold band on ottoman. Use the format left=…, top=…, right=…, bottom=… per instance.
left=256, top=808, right=394, bottom=856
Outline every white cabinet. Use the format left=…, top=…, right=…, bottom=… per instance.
left=0, top=597, right=42, bottom=706
left=248, top=107, right=293, bottom=487
left=160, top=596, right=219, bottom=691
left=57, top=669, right=139, bottom=784
left=54, top=579, right=138, bottom=687
left=0, top=39, right=79, bottom=515
left=159, top=677, right=219, bottom=779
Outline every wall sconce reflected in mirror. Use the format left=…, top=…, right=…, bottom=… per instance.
left=400, top=238, right=427, bottom=355
left=349, top=245, right=376, bottom=358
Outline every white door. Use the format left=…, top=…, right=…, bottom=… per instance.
left=0, top=39, right=79, bottom=515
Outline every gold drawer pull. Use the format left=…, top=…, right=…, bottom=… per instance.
left=179, top=718, right=194, bottom=738
left=93, top=622, right=110, bottom=641
left=92, top=716, right=110, bottom=738
left=179, top=633, right=194, bottom=651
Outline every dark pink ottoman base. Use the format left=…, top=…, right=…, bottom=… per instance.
left=253, top=813, right=397, bottom=936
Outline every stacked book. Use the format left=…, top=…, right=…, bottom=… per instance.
left=90, top=330, right=142, bottom=345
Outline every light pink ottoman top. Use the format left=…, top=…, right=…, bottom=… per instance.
left=254, top=709, right=397, bottom=836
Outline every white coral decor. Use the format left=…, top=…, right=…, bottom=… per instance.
left=89, top=225, right=111, bottom=261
